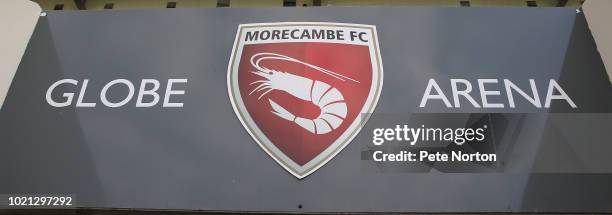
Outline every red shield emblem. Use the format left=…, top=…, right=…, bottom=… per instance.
left=227, top=22, right=383, bottom=178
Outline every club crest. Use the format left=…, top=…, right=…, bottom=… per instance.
left=227, top=22, right=383, bottom=179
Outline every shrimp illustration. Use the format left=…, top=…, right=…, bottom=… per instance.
left=248, top=53, right=360, bottom=135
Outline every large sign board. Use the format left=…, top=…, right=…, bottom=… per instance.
left=1, top=7, right=611, bottom=213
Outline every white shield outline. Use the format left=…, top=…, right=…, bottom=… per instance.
left=227, top=22, right=383, bottom=179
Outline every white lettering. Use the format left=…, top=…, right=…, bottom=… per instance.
left=136, top=79, right=160, bottom=107
left=545, top=79, right=577, bottom=108
left=451, top=79, right=480, bottom=108
left=100, top=79, right=135, bottom=108
left=504, top=79, right=541, bottom=108
left=478, top=79, right=504, bottom=108
left=419, top=79, right=452, bottom=108
left=46, top=79, right=77, bottom=107
left=163, top=79, right=187, bottom=107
